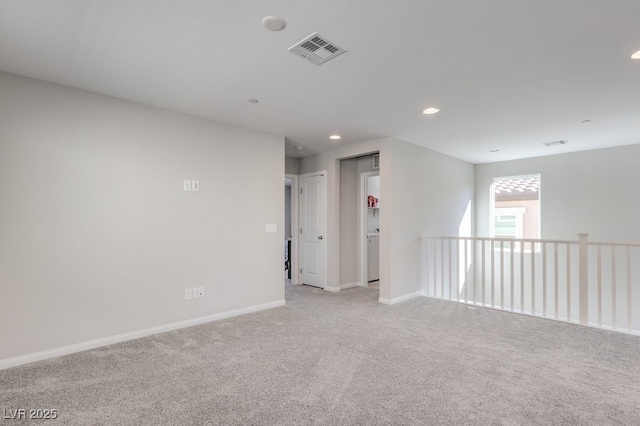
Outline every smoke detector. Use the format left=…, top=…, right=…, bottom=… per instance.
left=288, top=32, right=347, bottom=65
left=262, top=16, right=286, bottom=31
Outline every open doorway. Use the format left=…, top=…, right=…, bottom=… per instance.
left=284, top=174, right=299, bottom=286
left=360, top=171, right=380, bottom=287
left=338, top=153, right=380, bottom=292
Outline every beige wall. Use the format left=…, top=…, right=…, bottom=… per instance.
left=0, top=72, right=285, bottom=363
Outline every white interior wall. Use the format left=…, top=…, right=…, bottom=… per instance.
left=475, top=144, right=640, bottom=243
left=384, top=140, right=475, bottom=301
left=300, top=138, right=474, bottom=302
left=473, top=145, right=640, bottom=332
left=0, top=72, right=285, bottom=363
left=285, top=156, right=300, bottom=175
left=339, top=158, right=359, bottom=286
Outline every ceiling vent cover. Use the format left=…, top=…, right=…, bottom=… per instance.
left=543, top=140, right=568, bottom=147
left=288, top=32, right=347, bottom=65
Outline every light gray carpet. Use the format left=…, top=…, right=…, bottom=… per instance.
left=2, top=282, right=640, bottom=425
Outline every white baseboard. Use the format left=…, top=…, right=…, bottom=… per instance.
left=379, top=290, right=425, bottom=305
left=324, top=285, right=341, bottom=293
left=340, top=281, right=361, bottom=290
left=0, top=299, right=286, bottom=371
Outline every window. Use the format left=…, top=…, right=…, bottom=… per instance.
left=491, top=175, right=540, bottom=240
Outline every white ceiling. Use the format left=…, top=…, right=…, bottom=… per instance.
left=1, top=1, right=639, bottom=164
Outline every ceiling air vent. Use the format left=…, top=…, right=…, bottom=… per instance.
left=288, top=32, right=347, bottom=65
left=543, top=140, right=568, bottom=147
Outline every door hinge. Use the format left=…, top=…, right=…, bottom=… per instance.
left=300, top=268, right=302, bottom=274
left=300, top=228, right=302, bottom=234
left=300, top=188, right=303, bottom=194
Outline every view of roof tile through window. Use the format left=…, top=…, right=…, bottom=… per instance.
left=494, top=177, right=540, bottom=196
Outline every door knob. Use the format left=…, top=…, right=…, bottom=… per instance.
left=317, top=236, right=323, bottom=240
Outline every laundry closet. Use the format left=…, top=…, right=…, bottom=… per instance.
left=366, top=174, right=380, bottom=282
left=338, top=153, right=380, bottom=289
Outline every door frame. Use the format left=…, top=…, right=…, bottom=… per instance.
left=298, top=171, right=328, bottom=290
left=285, top=173, right=299, bottom=285
left=359, top=170, right=379, bottom=287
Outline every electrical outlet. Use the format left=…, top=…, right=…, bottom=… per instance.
left=184, top=288, right=192, bottom=300
left=183, top=180, right=192, bottom=191
left=193, top=287, right=204, bottom=298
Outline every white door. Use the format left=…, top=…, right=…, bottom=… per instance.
left=300, top=173, right=326, bottom=288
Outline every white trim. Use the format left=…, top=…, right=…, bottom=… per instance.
left=340, top=281, right=361, bottom=290
left=285, top=173, right=299, bottom=285
left=324, top=286, right=341, bottom=293
left=378, top=290, right=425, bottom=305
left=0, top=299, right=286, bottom=371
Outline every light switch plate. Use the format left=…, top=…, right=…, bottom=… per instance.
left=266, top=223, right=277, bottom=233
left=192, top=180, right=200, bottom=191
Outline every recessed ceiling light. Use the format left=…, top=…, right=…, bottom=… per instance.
left=329, top=135, right=342, bottom=140
left=422, top=107, right=440, bottom=115
left=248, top=98, right=259, bottom=103
left=262, top=16, right=286, bottom=31
left=631, top=50, right=640, bottom=59
left=543, top=140, right=568, bottom=147
left=295, top=146, right=304, bottom=150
